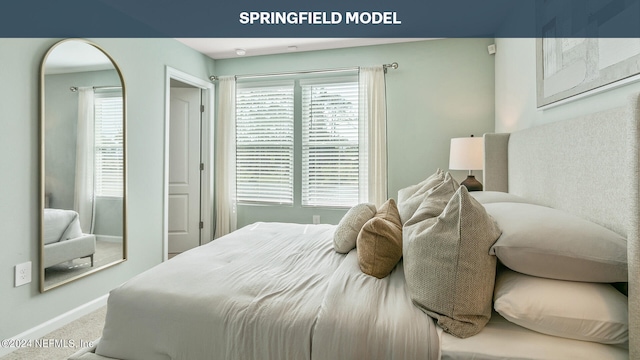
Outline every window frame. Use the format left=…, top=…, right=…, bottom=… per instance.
left=235, top=80, right=296, bottom=205
left=235, top=74, right=362, bottom=209
left=93, top=90, right=124, bottom=198
left=300, top=77, right=360, bottom=208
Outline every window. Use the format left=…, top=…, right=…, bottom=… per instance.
left=301, top=79, right=359, bottom=207
left=235, top=75, right=361, bottom=208
left=94, top=91, right=124, bottom=197
left=236, top=82, right=295, bottom=204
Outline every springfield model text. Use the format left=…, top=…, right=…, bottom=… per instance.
left=239, top=11, right=401, bottom=25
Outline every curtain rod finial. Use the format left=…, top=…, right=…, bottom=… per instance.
left=209, top=75, right=218, bottom=82
left=383, top=62, right=398, bottom=73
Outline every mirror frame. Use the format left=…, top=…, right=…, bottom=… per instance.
left=39, top=38, right=127, bottom=292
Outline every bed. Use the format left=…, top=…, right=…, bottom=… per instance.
left=43, top=208, right=96, bottom=268
left=70, top=93, right=638, bottom=360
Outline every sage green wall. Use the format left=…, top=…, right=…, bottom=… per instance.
left=0, top=38, right=215, bottom=340
left=495, top=37, right=640, bottom=132
left=216, top=38, right=496, bottom=228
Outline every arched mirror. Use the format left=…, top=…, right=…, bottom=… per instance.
left=39, top=39, right=127, bottom=292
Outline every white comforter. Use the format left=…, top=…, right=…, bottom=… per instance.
left=95, top=222, right=438, bottom=360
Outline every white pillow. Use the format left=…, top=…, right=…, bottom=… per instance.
left=469, top=191, right=530, bottom=204
left=494, top=268, right=628, bottom=345
left=485, top=202, right=628, bottom=282
left=333, top=203, right=377, bottom=253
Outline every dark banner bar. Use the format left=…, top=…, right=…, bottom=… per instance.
left=1, top=0, right=639, bottom=37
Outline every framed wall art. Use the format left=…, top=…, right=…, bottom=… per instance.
left=536, top=1, right=640, bottom=107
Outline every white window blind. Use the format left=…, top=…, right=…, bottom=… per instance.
left=94, top=92, right=123, bottom=197
left=301, top=79, right=359, bottom=207
left=236, top=82, right=294, bottom=204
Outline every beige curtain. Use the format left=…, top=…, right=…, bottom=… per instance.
left=74, top=87, right=95, bottom=233
left=359, top=66, right=388, bottom=207
left=214, top=77, right=237, bottom=238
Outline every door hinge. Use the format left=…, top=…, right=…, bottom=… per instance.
left=199, top=221, right=204, bottom=229
left=200, top=105, right=205, bottom=113
left=200, top=163, right=204, bottom=171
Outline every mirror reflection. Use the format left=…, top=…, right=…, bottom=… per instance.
left=41, top=39, right=126, bottom=292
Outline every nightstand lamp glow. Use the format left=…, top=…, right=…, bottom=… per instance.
left=449, top=135, right=484, bottom=191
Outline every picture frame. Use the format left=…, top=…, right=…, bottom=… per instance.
left=537, top=38, right=640, bottom=107
left=536, top=1, right=640, bottom=107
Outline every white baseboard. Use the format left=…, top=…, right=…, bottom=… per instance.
left=0, top=294, right=109, bottom=357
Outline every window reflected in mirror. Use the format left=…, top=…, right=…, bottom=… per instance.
left=40, top=39, right=126, bottom=292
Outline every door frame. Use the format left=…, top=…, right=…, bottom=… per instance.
left=163, top=66, right=215, bottom=261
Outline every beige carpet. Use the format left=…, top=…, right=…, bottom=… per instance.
left=0, top=306, right=106, bottom=360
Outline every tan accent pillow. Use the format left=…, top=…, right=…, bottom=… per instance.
left=333, top=203, right=377, bottom=253
left=356, top=199, right=403, bottom=279
left=397, top=169, right=445, bottom=224
left=404, top=186, right=502, bottom=338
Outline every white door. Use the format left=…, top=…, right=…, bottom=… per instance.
left=168, top=87, right=202, bottom=254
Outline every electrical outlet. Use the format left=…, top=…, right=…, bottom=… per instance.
left=15, top=261, right=31, bottom=287
left=312, top=215, right=320, bottom=225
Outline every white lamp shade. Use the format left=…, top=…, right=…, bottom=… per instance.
left=449, top=136, right=484, bottom=170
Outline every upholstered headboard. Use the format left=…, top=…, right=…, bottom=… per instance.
left=483, top=93, right=640, bottom=358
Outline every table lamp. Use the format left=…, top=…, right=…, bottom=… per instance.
left=449, top=135, right=484, bottom=191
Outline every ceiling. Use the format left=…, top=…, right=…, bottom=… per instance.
left=45, top=41, right=114, bottom=74
left=175, top=38, right=432, bottom=60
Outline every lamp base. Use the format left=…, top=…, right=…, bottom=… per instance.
left=461, top=175, right=483, bottom=192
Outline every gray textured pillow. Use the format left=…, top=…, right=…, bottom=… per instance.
left=404, top=186, right=502, bottom=338
left=397, top=169, right=444, bottom=224
left=333, top=203, right=377, bottom=253
left=403, top=174, right=459, bottom=250
left=485, top=202, right=628, bottom=282
left=398, top=168, right=442, bottom=202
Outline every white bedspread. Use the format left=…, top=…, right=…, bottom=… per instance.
left=95, top=222, right=438, bottom=360
left=313, top=251, right=439, bottom=360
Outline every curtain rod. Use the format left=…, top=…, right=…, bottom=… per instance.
left=208, top=62, right=398, bottom=82
left=69, top=86, right=121, bottom=92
